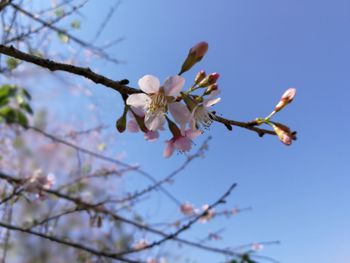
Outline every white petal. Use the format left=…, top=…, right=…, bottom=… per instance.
left=204, top=97, right=221, bottom=108
left=144, top=111, right=165, bottom=131
left=168, top=102, right=190, bottom=133
left=163, top=75, right=185, bottom=97
left=138, top=75, right=160, bottom=94
left=207, top=89, right=220, bottom=99
left=126, top=94, right=150, bottom=109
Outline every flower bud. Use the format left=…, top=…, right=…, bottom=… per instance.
left=271, top=122, right=296, bottom=145
left=179, top=41, right=209, bottom=75
left=198, top=72, right=220, bottom=87
left=204, top=83, right=218, bottom=95
left=195, top=70, right=206, bottom=84
left=191, top=41, right=209, bottom=59
left=275, top=88, right=296, bottom=112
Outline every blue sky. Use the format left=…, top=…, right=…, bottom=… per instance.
left=44, top=0, right=350, bottom=262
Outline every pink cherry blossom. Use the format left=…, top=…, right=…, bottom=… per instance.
left=132, top=238, right=149, bottom=250
left=127, top=75, right=189, bottom=131
left=163, top=129, right=201, bottom=158
left=190, top=90, right=221, bottom=131
left=180, top=202, right=195, bottom=216
left=127, top=109, right=159, bottom=142
left=199, top=204, right=215, bottom=223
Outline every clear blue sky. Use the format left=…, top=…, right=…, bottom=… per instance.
left=52, top=0, right=350, bottom=262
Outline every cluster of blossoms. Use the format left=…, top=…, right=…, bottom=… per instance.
left=116, top=41, right=297, bottom=157
left=25, top=169, right=55, bottom=199
left=116, top=42, right=221, bottom=158
left=179, top=202, right=216, bottom=223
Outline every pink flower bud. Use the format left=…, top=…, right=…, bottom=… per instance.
left=208, top=72, right=220, bottom=84
left=271, top=123, right=296, bottom=145
left=198, top=72, right=220, bottom=87
left=179, top=41, right=209, bottom=75
left=204, top=83, right=219, bottom=95
left=195, top=70, right=206, bottom=84
left=275, top=88, right=296, bottom=112
left=190, top=41, right=209, bottom=60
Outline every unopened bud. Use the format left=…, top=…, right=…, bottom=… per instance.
left=179, top=41, right=209, bottom=75
left=195, top=70, right=206, bottom=84
left=271, top=122, right=296, bottom=145
left=198, top=72, right=220, bottom=87
left=275, top=88, right=296, bottom=112
left=204, top=83, right=218, bottom=95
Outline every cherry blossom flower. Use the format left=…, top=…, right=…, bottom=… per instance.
left=163, top=129, right=201, bottom=158
left=180, top=202, right=195, bottom=216
left=26, top=169, right=56, bottom=199
left=132, top=238, right=149, bottom=250
left=199, top=204, right=215, bottom=223
left=126, top=75, right=189, bottom=131
left=190, top=91, right=221, bottom=131
left=127, top=108, right=159, bottom=142
left=252, top=243, right=264, bottom=251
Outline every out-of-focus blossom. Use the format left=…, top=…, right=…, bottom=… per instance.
left=252, top=243, right=264, bottom=251
left=132, top=238, right=149, bottom=250
left=180, top=202, right=195, bottom=216
left=146, top=257, right=167, bottom=263
left=26, top=169, right=55, bottom=199
left=127, top=75, right=188, bottom=131
left=200, top=204, right=215, bottom=223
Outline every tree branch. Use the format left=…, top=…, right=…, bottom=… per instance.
left=0, top=221, right=140, bottom=263
left=0, top=44, right=139, bottom=95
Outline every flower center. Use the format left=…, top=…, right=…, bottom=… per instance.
left=149, top=90, right=167, bottom=113
left=193, top=106, right=214, bottom=130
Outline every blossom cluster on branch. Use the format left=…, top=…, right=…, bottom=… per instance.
left=116, top=42, right=297, bottom=157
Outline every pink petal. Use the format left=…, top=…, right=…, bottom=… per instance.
left=185, top=129, right=202, bottom=139
left=138, top=75, right=160, bottom=94
left=163, top=76, right=185, bottom=97
left=130, top=106, right=145, bottom=117
left=127, top=119, right=140, bottom=133
left=168, top=102, right=191, bottom=133
left=281, top=88, right=296, bottom=102
left=163, top=140, right=175, bottom=158
left=126, top=94, right=150, bottom=109
left=144, top=130, right=159, bottom=141
left=144, top=111, right=165, bottom=131
left=174, top=136, right=192, bottom=152
left=204, top=97, right=221, bottom=108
